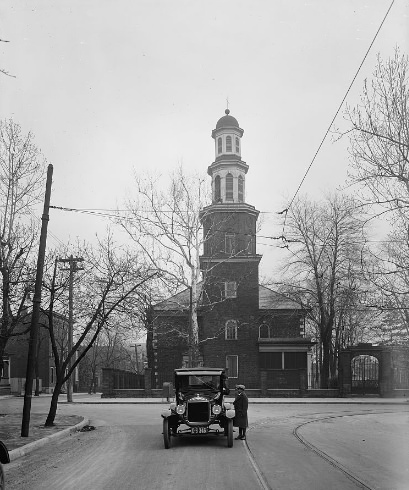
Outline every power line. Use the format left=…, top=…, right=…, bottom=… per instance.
left=280, top=0, right=396, bottom=223
left=49, top=204, right=406, bottom=244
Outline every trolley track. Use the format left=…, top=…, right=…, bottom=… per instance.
left=247, top=409, right=407, bottom=490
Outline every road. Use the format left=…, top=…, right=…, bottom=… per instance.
left=2, top=398, right=409, bottom=490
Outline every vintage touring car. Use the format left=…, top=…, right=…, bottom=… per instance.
left=161, top=367, right=235, bottom=448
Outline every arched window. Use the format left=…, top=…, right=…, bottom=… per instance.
left=226, top=135, right=232, bottom=152
left=225, top=233, right=235, bottom=254
left=214, top=175, right=221, bottom=202
left=235, top=137, right=240, bottom=153
left=225, top=320, right=238, bottom=340
left=218, top=137, right=222, bottom=154
left=225, top=173, right=233, bottom=201
left=238, top=175, right=244, bottom=202
left=259, top=324, right=270, bottom=338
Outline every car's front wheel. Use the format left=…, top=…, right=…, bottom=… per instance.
left=227, top=419, right=233, bottom=448
left=163, top=418, right=171, bottom=449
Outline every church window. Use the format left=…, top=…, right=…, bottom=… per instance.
left=259, top=324, right=270, bottom=338
left=238, top=175, right=244, bottom=202
left=246, top=235, right=254, bottom=254
left=225, top=173, right=233, bottom=201
left=235, top=137, right=240, bottom=153
left=218, top=137, right=222, bottom=154
left=226, top=135, right=232, bottom=152
left=214, top=175, right=221, bottom=202
left=225, top=320, right=237, bottom=340
left=225, top=233, right=235, bottom=254
left=226, top=355, right=238, bottom=378
left=225, top=281, right=237, bottom=299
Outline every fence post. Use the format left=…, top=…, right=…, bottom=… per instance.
left=144, top=368, right=152, bottom=397
left=260, top=370, right=267, bottom=397
left=299, top=369, right=307, bottom=395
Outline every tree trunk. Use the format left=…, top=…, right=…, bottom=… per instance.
left=0, top=341, right=5, bottom=378
left=88, top=366, right=97, bottom=394
left=320, top=325, right=332, bottom=388
left=45, top=383, right=62, bottom=426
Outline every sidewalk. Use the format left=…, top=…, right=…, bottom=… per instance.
left=0, top=412, right=89, bottom=460
left=56, top=393, right=409, bottom=405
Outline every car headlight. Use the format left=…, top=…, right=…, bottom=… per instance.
left=176, top=404, right=186, bottom=415
left=212, top=404, right=222, bottom=415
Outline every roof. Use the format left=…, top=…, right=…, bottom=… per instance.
left=154, top=284, right=203, bottom=311
left=154, top=284, right=303, bottom=312
left=215, top=109, right=239, bottom=129
left=259, top=285, right=303, bottom=310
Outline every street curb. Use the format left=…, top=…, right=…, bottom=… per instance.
left=8, top=417, right=90, bottom=461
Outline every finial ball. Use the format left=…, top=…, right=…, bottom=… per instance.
left=225, top=109, right=230, bottom=115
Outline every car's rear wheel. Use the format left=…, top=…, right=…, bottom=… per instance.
left=163, top=418, right=171, bottom=449
left=227, top=419, right=233, bottom=448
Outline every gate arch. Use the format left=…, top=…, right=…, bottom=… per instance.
left=339, top=344, right=393, bottom=397
left=351, top=355, right=379, bottom=395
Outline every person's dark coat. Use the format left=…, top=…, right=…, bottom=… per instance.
left=233, top=391, right=248, bottom=428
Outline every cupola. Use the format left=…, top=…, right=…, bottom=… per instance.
left=208, top=109, right=248, bottom=204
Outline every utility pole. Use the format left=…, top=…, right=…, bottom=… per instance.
left=131, top=344, right=142, bottom=373
left=58, top=255, right=83, bottom=402
left=21, top=164, right=53, bottom=437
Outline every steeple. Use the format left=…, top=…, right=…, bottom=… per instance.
left=208, top=109, right=249, bottom=204
left=200, top=109, right=261, bottom=265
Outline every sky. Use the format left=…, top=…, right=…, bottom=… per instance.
left=1, top=0, right=408, bottom=277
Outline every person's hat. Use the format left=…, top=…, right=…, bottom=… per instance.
left=235, top=384, right=245, bottom=390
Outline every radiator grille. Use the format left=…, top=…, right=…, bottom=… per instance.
left=187, top=401, right=210, bottom=422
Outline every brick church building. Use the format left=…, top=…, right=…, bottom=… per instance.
left=148, top=110, right=315, bottom=394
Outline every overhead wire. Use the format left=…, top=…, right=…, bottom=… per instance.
left=47, top=2, right=397, bottom=256
left=49, top=204, right=406, bottom=245
left=279, top=0, right=396, bottom=232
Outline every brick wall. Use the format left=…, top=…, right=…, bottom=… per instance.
left=153, top=314, right=189, bottom=388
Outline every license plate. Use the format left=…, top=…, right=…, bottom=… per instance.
left=191, top=427, right=208, bottom=434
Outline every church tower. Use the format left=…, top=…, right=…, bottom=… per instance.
left=199, top=109, right=262, bottom=378
left=200, top=109, right=261, bottom=268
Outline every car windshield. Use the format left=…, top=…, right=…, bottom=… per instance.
left=177, top=374, right=220, bottom=391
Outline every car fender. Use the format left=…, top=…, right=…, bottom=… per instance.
left=161, top=409, right=172, bottom=418
left=225, top=409, right=235, bottom=419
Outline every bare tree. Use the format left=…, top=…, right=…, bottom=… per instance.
left=41, top=235, right=157, bottom=426
left=343, top=49, right=409, bottom=218
left=342, top=50, right=409, bottom=342
left=367, top=218, right=409, bottom=343
left=0, top=119, right=45, bottom=376
left=120, top=167, right=211, bottom=366
left=279, top=194, right=369, bottom=388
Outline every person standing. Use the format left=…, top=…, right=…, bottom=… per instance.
left=233, top=384, right=248, bottom=440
